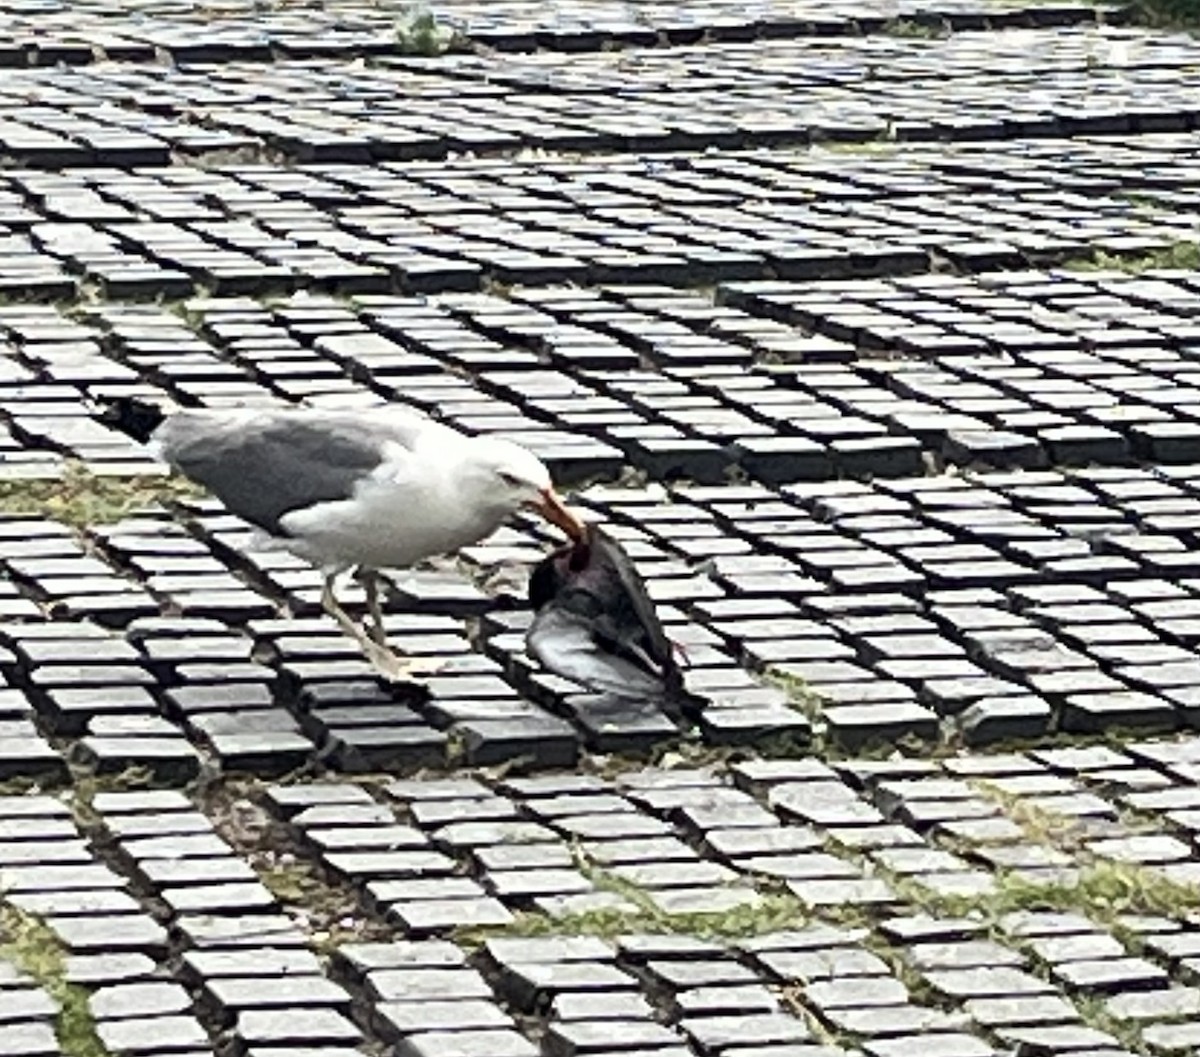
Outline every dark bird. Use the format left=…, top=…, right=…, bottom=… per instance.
left=526, top=523, right=693, bottom=707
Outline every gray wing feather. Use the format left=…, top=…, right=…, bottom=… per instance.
left=157, top=408, right=434, bottom=536
left=527, top=608, right=667, bottom=701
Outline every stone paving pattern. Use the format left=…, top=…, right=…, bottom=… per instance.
left=3, top=0, right=1200, bottom=1055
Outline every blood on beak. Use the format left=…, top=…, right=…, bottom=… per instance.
left=533, top=487, right=587, bottom=542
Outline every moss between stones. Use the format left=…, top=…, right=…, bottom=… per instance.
left=456, top=843, right=815, bottom=944
left=880, top=16, right=951, bottom=37
left=0, top=463, right=201, bottom=528
left=1063, top=241, right=1200, bottom=274
left=1124, top=0, right=1200, bottom=28
left=394, top=5, right=463, bottom=54
left=454, top=890, right=813, bottom=946
left=0, top=904, right=110, bottom=1057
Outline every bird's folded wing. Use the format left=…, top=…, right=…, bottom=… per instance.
left=156, top=407, right=444, bottom=536
left=589, top=528, right=678, bottom=674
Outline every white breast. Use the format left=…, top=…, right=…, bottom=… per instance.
left=276, top=440, right=506, bottom=570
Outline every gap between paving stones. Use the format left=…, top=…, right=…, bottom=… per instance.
left=0, top=466, right=202, bottom=528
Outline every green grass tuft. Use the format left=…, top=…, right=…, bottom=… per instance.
left=395, top=4, right=461, bottom=54
left=455, top=844, right=811, bottom=945
left=1123, top=0, right=1200, bottom=28
left=0, top=463, right=201, bottom=528
left=0, top=905, right=111, bottom=1057
left=880, top=16, right=951, bottom=37
left=762, top=669, right=826, bottom=718
left=1063, top=241, right=1200, bottom=274
left=454, top=890, right=811, bottom=947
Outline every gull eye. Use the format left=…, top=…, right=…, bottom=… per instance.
left=498, top=471, right=523, bottom=489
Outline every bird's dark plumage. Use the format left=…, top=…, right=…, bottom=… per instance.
left=96, top=395, right=168, bottom=444
left=526, top=526, right=688, bottom=705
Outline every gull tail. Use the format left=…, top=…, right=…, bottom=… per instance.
left=94, top=395, right=168, bottom=444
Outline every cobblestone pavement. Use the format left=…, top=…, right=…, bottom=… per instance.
left=2, top=2, right=1200, bottom=1055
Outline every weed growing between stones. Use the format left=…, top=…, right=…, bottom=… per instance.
left=1125, top=0, right=1200, bottom=29
left=762, top=669, right=826, bottom=719
left=857, top=935, right=956, bottom=1010
left=67, top=768, right=157, bottom=830
left=255, top=860, right=313, bottom=905
left=198, top=778, right=392, bottom=956
left=1073, top=993, right=1147, bottom=1052
left=0, top=462, right=201, bottom=527
left=570, top=843, right=661, bottom=916
left=0, top=905, right=110, bottom=1057
left=890, top=781, right=1200, bottom=922
left=808, top=134, right=899, bottom=153
left=913, top=862, right=1200, bottom=921
left=455, top=846, right=1200, bottom=948
left=971, top=779, right=1095, bottom=851
left=395, top=4, right=461, bottom=54
left=1063, top=240, right=1200, bottom=273
left=454, top=890, right=813, bottom=946
left=455, top=843, right=814, bottom=944
left=973, top=774, right=1179, bottom=859
left=0, top=776, right=47, bottom=796
left=256, top=858, right=384, bottom=956
left=880, top=17, right=951, bottom=37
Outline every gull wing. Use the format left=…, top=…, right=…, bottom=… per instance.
left=155, top=405, right=449, bottom=536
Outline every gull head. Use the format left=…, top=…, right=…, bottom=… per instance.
left=463, top=437, right=587, bottom=542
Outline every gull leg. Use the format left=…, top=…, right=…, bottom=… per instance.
left=320, top=572, right=443, bottom=682
left=357, top=568, right=389, bottom=647
left=356, top=568, right=445, bottom=676
left=320, top=570, right=384, bottom=655
left=320, top=571, right=407, bottom=681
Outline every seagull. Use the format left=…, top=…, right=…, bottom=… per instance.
left=99, top=398, right=587, bottom=682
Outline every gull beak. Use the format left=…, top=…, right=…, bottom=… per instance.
left=532, top=487, right=587, bottom=542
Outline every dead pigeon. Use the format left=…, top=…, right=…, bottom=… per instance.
left=526, top=524, right=690, bottom=705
